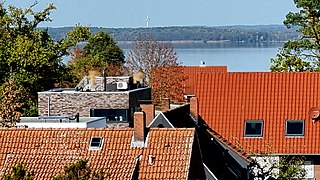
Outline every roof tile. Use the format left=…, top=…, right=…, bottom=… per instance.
left=0, top=128, right=195, bottom=179
left=196, top=72, right=320, bottom=154
left=183, top=66, right=227, bottom=95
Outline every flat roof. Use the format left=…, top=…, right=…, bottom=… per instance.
left=19, top=117, right=105, bottom=123
left=38, top=87, right=150, bottom=94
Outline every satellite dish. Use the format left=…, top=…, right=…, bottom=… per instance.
left=308, top=107, right=320, bottom=119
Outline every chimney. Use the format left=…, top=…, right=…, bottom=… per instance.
left=134, top=111, right=146, bottom=143
left=140, top=103, right=155, bottom=127
left=190, top=97, right=198, bottom=122
left=161, top=98, right=170, bottom=112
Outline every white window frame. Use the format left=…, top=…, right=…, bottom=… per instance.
left=89, top=137, right=104, bottom=150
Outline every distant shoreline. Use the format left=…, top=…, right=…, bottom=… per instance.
left=117, top=41, right=284, bottom=49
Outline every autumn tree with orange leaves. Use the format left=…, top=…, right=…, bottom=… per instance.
left=126, top=39, right=186, bottom=103
left=151, top=66, right=186, bottom=103
left=0, top=79, right=24, bottom=127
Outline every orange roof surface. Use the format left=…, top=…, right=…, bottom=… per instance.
left=0, top=128, right=195, bottom=179
left=195, top=72, right=320, bottom=154
left=182, top=66, right=227, bottom=95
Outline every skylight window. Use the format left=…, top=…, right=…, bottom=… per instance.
left=89, top=137, right=104, bottom=150
left=244, top=120, right=263, bottom=137
left=286, top=120, right=304, bottom=137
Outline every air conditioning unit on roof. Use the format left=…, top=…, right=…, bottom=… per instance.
left=116, top=82, right=128, bottom=90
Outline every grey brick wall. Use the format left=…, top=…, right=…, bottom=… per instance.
left=38, top=92, right=129, bottom=116
left=38, top=88, right=151, bottom=117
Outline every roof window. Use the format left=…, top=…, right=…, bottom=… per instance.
left=286, top=120, right=304, bottom=137
left=89, top=137, right=104, bottom=150
left=244, top=120, right=263, bottom=137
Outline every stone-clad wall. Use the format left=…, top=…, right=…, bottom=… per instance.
left=38, top=92, right=129, bottom=117
left=38, top=87, right=152, bottom=117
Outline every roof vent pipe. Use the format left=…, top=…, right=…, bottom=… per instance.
left=148, top=155, right=155, bottom=166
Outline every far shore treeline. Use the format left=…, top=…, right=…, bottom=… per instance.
left=46, top=25, right=299, bottom=47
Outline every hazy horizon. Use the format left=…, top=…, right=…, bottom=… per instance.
left=43, top=24, right=287, bottom=29
left=5, top=0, right=297, bottom=28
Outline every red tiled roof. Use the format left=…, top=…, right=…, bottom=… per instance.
left=195, top=72, right=320, bottom=154
left=0, top=128, right=195, bottom=179
left=138, top=128, right=194, bottom=179
left=182, top=66, right=227, bottom=95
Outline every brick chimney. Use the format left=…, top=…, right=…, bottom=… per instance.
left=190, top=97, right=198, bottom=122
left=140, top=103, right=155, bottom=127
left=161, top=98, right=170, bottom=112
left=134, top=111, right=146, bottom=143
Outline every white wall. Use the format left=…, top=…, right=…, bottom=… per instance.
left=251, top=155, right=314, bottom=179
left=17, top=122, right=87, bottom=128
left=251, top=155, right=279, bottom=179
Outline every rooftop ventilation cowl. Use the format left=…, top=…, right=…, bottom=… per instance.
left=308, top=107, right=320, bottom=122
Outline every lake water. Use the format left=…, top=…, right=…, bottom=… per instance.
left=123, top=42, right=282, bottom=72
left=175, top=47, right=279, bottom=72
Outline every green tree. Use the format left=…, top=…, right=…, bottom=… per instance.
left=84, top=31, right=124, bottom=65
left=3, top=163, right=34, bottom=180
left=53, top=160, right=104, bottom=180
left=250, top=155, right=306, bottom=180
left=270, top=0, right=320, bottom=71
left=0, top=3, right=89, bottom=115
left=67, top=31, right=125, bottom=80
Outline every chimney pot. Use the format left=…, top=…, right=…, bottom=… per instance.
left=161, top=98, right=170, bottom=112
left=190, top=97, right=199, bottom=122
left=134, top=111, right=146, bottom=142
left=140, top=103, right=155, bottom=127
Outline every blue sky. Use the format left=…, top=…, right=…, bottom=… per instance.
left=4, top=0, right=297, bottom=28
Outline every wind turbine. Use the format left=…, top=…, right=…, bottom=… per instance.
left=145, top=13, right=150, bottom=28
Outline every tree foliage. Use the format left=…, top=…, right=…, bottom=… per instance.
left=126, top=39, right=180, bottom=83
left=3, top=163, right=34, bottom=180
left=0, top=3, right=88, bottom=115
left=67, top=30, right=125, bottom=80
left=46, top=25, right=299, bottom=43
left=126, top=39, right=185, bottom=103
left=151, top=66, right=186, bottom=103
left=270, top=0, right=320, bottom=71
left=0, top=79, right=24, bottom=127
left=250, top=155, right=306, bottom=180
left=53, top=159, right=104, bottom=180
